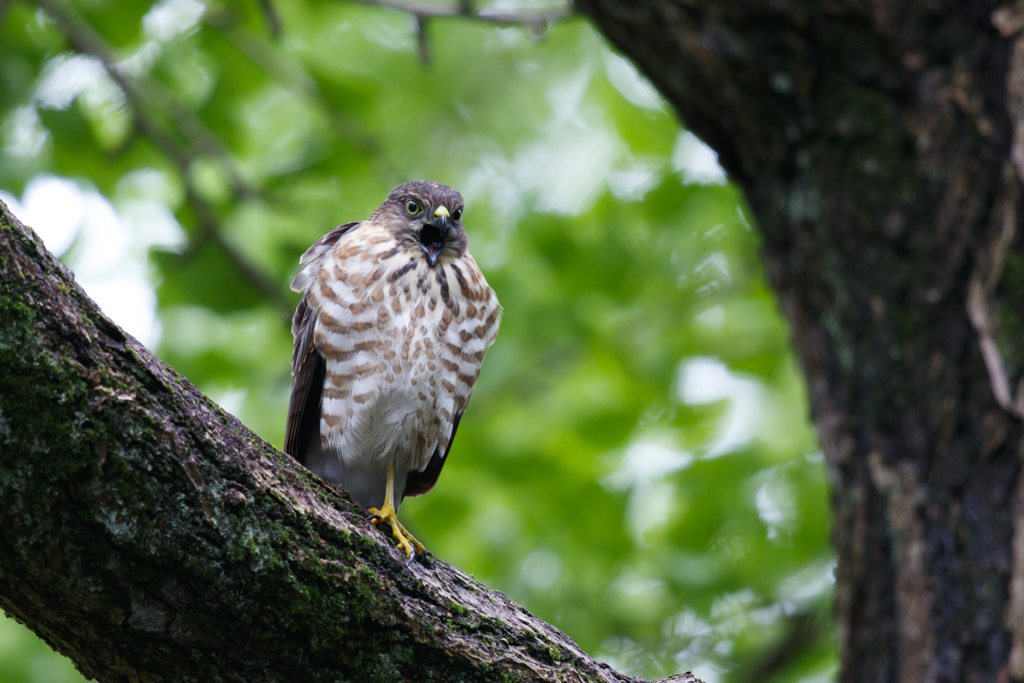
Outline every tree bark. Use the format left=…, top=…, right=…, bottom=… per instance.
left=572, top=0, right=1024, bottom=681
left=0, top=204, right=698, bottom=683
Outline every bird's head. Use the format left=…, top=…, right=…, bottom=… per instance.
left=374, top=180, right=468, bottom=267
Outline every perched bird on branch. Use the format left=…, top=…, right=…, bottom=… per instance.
left=285, top=181, right=501, bottom=559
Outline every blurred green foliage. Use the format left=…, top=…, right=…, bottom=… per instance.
left=0, top=0, right=835, bottom=681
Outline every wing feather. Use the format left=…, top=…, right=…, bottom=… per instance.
left=284, top=292, right=325, bottom=464
left=402, top=409, right=464, bottom=500
left=290, top=222, right=359, bottom=293
left=284, top=222, right=359, bottom=464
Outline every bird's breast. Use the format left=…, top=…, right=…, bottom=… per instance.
left=310, top=233, right=500, bottom=473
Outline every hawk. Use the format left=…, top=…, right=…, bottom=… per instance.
left=285, top=181, right=501, bottom=559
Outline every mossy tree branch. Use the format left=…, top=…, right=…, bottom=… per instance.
left=0, top=201, right=698, bottom=683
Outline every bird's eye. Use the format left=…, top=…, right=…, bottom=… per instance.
left=405, top=199, right=423, bottom=216
left=451, top=208, right=462, bottom=221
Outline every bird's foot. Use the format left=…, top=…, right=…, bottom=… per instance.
left=368, top=504, right=425, bottom=560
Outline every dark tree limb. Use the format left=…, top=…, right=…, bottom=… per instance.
left=0, top=202, right=698, bottom=682
left=32, top=0, right=293, bottom=317
left=571, top=1, right=1024, bottom=681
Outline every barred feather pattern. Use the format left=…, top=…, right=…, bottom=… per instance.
left=290, top=221, right=500, bottom=510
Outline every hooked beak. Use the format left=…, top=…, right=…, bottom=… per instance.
left=420, top=206, right=450, bottom=267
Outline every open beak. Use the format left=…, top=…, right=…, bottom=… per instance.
left=420, top=206, right=450, bottom=267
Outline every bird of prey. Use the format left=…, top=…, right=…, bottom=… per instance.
left=285, top=181, right=501, bottom=559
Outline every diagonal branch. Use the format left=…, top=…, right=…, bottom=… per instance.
left=0, top=202, right=699, bottom=682
left=33, top=0, right=253, bottom=199
left=32, top=0, right=292, bottom=315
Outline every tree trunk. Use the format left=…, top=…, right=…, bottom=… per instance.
left=0, top=204, right=698, bottom=683
left=573, top=0, right=1024, bottom=681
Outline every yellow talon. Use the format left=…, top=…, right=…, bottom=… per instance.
left=368, top=504, right=424, bottom=559
left=368, top=462, right=425, bottom=560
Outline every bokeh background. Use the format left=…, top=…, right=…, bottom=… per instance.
left=0, top=1, right=835, bottom=681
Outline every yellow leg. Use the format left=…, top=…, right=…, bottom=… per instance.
left=367, top=462, right=425, bottom=560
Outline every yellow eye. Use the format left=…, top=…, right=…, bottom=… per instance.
left=405, top=199, right=423, bottom=216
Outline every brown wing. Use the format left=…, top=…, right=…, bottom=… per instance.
left=299, top=222, right=360, bottom=271
left=402, top=410, right=464, bottom=500
left=284, top=291, right=325, bottom=464
left=284, top=222, right=359, bottom=463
